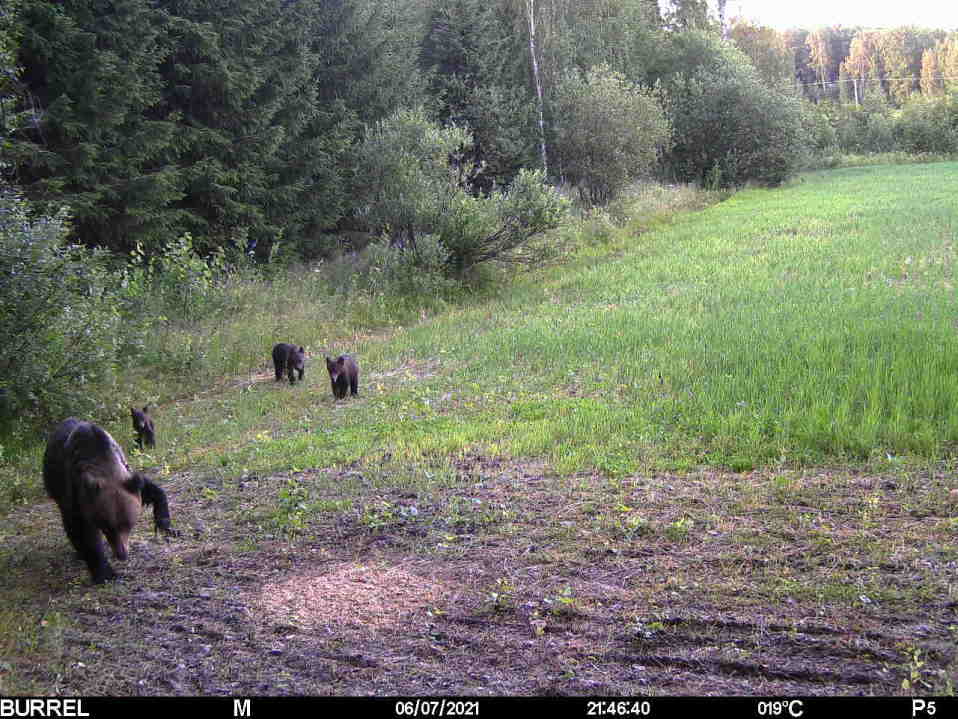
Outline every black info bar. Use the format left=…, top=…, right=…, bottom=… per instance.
left=1, top=697, right=954, bottom=719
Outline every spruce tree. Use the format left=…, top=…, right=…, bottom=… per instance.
left=420, top=0, right=536, bottom=190
left=9, top=0, right=361, bottom=257
left=10, top=0, right=180, bottom=252
left=155, top=0, right=329, bottom=255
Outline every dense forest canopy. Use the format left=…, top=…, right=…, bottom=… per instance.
left=1, top=0, right=957, bottom=261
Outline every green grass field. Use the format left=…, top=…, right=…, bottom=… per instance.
left=8, top=163, right=957, bottom=488
left=2, top=163, right=956, bottom=695
left=138, top=162, right=958, bottom=482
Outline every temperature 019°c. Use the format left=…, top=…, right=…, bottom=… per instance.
left=757, top=700, right=803, bottom=717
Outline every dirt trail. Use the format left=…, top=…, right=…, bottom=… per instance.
left=4, top=460, right=956, bottom=695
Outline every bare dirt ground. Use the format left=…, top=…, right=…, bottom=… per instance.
left=2, top=456, right=956, bottom=696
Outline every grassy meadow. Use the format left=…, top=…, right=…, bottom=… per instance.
left=355, top=162, right=958, bottom=474
left=129, top=161, right=958, bottom=481
left=1, top=163, right=957, bottom=695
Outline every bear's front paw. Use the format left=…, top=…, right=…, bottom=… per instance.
left=154, top=518, right=180, bottom=540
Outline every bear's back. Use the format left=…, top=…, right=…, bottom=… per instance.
left=44, top=419, right=130, bottom=499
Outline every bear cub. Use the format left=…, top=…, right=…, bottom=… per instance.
left=131, top=405, right=155, bottom=449
left=272, top=343, right=306, bottom=384
left=43, top=418, right=177, bottom=584
left=326, top=354, right=359, bottom=399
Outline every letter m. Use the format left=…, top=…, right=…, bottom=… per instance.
left=234, top=699, right=251, bottom=717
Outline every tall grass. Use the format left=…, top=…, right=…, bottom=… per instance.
left=814, top=151, right=958, bottom=170
left=370, top=162, right=958, bottom=471
left=159, top=163, right=957, bottom=479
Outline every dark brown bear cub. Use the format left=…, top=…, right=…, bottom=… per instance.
left=272, top=343, right=306, bottom=384
left=325, top=354, right=359, bottom=399
left=131, top=405, right=155, bottom=449
left=43, top=418, right=176, bottom=584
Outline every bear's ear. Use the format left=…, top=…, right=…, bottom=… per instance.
left=142, top=405, right=150, bottom=415
left=299, top=346, right=304, bottom=353
left=130, top=407, right=137, bottom=417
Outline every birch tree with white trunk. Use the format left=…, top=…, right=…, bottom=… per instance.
left=525, top=0, right=549, bottom=174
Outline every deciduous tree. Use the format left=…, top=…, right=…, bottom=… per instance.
left=551, top=64, right=668, bottom=205
left=841, top=30, right=883, bottom=104
left=661, top=31, right=805, bottom=188
left=920, top=47, right=945, bottom=96
left=728, top=18, right=792, bottom=88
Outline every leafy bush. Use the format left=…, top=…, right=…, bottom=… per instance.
left=551, top=65, right=670, bottom=205
left=352, top=107, right=472, bottom=249
left=823, top=98, right=898, bottom=154
left=0, top=189, right=130, bottom=424
left=437, top=169, right=570, bottom=275
left=124, top=233, right=232, bottom=324
left=893, top=95, right=958, bottom=154
left=799, top=101, right=839, bottom=158
left=660, top=31, right=805, bottom=188
left=365, top=233, right=455, bottom=299
left=861, top=112, right=896, bottom=153
left=354, top=109, right=569, bottom=280
left=799, top=94, right=958, bottom=162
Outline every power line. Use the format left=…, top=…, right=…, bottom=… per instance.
left=783, top=75, right=958, bottom=89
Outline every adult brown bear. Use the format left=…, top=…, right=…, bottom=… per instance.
left=43, top=418, right=176, bottom=584
left=272, top=343, right=306, bottom=384
left=325, top=354, right=359, bottom=399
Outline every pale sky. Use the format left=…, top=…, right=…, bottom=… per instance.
left=720, top=1, right=957, bottom=30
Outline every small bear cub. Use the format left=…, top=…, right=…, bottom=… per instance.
left=131, top=405, right=155, bottom=449
left=325, top=354, right=359, bottom=400
left=272, top=343, right=306, bottom=384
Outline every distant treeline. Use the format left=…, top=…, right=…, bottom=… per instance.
left=729, top=19, right=958, bottom=103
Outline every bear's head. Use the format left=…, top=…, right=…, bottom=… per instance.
left=82, top=466, right=146, bottom=561
left=290, top=347, right=305, bottom=379
left=326, top=355, right=344, bottom=381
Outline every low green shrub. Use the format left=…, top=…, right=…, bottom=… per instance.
left=0, top=189, right=138, bottom=425
left=894, top=95, right=958, bottom=154
left=126, top=233, right=232, bottom=325
left=365, top=233, right=456, bottom=300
